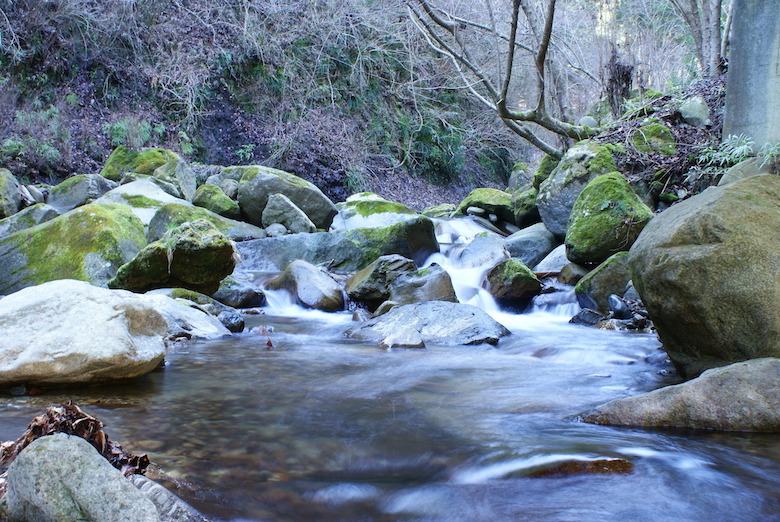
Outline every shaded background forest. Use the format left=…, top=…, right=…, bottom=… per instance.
left=0, top=0, right=723, bottom=208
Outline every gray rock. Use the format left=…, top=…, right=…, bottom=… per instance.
left=192, top=184, right=241, bottom=220
left=678, top=95, right=711, bottom=127
left=379, top=330, right=426, bottom=349
left=153, top=153, right=198, bottom=202
left=266, top=259, right=344, bottom=312
left=345, top=254, right=417, bottom=311
left=532, top=244, right=570, bottom=273
left=146, top=202, right=266, bottom=243
left=505, top=222, right=558, bottom=268
left=608, top=294, right=632, bottom=319
left=213, top=276, right=265, bottom=308
left=583, top=358, right=780, bottom=432
left=346, top=301, right=510, bottom=346
left=217, top=310, right=245, bottom=333
left=0, top=203, right=60, bottom=239
left=236, top=232, right=370, bottom=273
left=630, top=175, right=780, bottom=378
left=457, top=233, right=509, bottom=269
left=234, top=165, right=338, bottom=229
left=129, top=475, right=208, bottom=521
left=0, top=169, right=22, bottom=219
left=48, top=174, right=119, bottom=213
left=558, top=262, right=589, bottom=285
left=578, top=115, right=599, bottom=128
left=388, top=264, right=458, bottom=306
left=94, top=179, right=188, bottom=226
left=26, top=184, right=45, bottom=204
left=569, top=308, right=605, bottom=326
left=265, top=223, right=288, bottom=237
left=574, top=252, right=632, bottom=313
left=330, top=192, right=418, bottom=232
left=717, top=157, right=772, bottom=186
left=262, top=193, right=316, bottom=233
left=3, top=434, right=159, bottom=521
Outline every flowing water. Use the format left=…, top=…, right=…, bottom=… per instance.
left=1, top=219, right=778, bottom=520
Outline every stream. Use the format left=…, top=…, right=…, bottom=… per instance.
left=1, top=219, right=778, bottom=520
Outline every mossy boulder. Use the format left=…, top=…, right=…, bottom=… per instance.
left=0, top=168, right=22, bottom=219
left=533, top=154, right=560, bottom=189
left=345, top=254, right=417, bottom=311
left=234, top=165, right=337, bottom=229
left=266, top=259, right=344, bottom=312
left=388, top=264, right=457, bottom=307
left=47, top=174, right=118, bottom=213
left=147, top=202, right=266, bottom=243
left=508, top=162, right=532, bottom=191
left=631, top=123, right=676, bottom=156
left=574, top=251, right=632, bottom=313
left=454, top=188, right=514, bottom=224
left=192, top=184, right=241, bottom=220
left=345, top=215, right=439, bottom=267
left=510, top=184, right=540, bottom=227
left=94, top=179, right=187, bottom=226
left=0, top=204, right=60, bottom=239
left=421, top=203, right=456, bottom=218
left=630, top=175, right=780, bottom=378
left=109, top=220, right=238, bottom=295
left=151, top=152, right=198, bottom=201
left=331, top=192, right=418, bottom=231
left=485, top=258, right=541, bottom=305
left=235, top=232, right=370, bottom=273
left=0, top=203, right=146, bottom=294
left=536, top=140, right=619, bottom=238
left=565, top=172, right=654, bottom=265
left=262, top=193, right=316, bottom=233
left=100, top=146, right=178, bottom=182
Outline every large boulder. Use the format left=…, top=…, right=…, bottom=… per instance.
left=93, top=178, right=186, bottom=226
left=454, top=188, right=514, bottom=225
left=109, top=219, right=238, bottom=295
left=0, top=203, right=146, bottom=294
left=456, top=233, right=509, bottom=269
left=152, top=152, right=198, bottom=201
left=3, top=434, right=159, bottom=521
left=0, top=203, right=59, bottom=239
left=47, top=174, right=119, bottom=213
left=583, top=358, right=780, bottom=432
left=630, top=175, right=780, bottom=378
left=631, top=123, right=676, bottom=156
left=536, top=140, right=618, bottom=237
left=100, top=146, right=178, bottom=182
left=234, top=165, right=338, bottom=229
left=0, top=168, right=22, bottom=219
left=345, top=215, right=439, bottom=267
left=346, top=301, right=510, bottom=346
left=532, top=244, right=570, bottom=272
left=262, top=193, right=316, bottom=233
left=345, top=254, right=417, bottom=311
left=147, top=202, right=266, bottom=242
left=266, top=259, right=344, bottom=312
left=574, top=252, right=632, bottom=313
left=485, top=258, right=541, bottom=305
left=192, top=183, right=241, bottom=220
left=388, top=264, right=457, bottom=307
left=565, top=172, right=654, bottom=265
left=505, top=223, right=558, bottom=268
left=330, top=192, right=418, bottom=232
left=235, top=232, right=370, bottom=273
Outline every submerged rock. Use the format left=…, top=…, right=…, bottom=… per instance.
left=346, top=301, right=510, bottom=346
left=630, top=174, right=780, bottom=377
left=583, top=358, right=780, bottom=432
left=3, top=434, right=159, bottom=521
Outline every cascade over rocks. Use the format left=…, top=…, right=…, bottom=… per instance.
left=266, top=259, right=345, bottom=312
left=346, top=301, right=510, bottom=346
left=630, top=174, right=780, bottom=378
left=234, top=165, right=338, bottom=229
left=0, top=280, right=227, bottom=386
left=583, top=358, right=780, bottom=432
left=0, top=203, right=146, bottom=295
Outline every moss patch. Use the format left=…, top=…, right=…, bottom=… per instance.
left=631, top=123, right=676, bottom=156
left=454, top=188, right=513, bottom=222
left=100, top=146, right=178, bottom=182
left=121, top=193, right=161, bottom=209
left=533, top=155, right=560, bottom=189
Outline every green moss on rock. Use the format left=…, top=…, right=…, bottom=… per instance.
left=192, top=184, right=241, bottom=220
left=100, top=146, right=178, bottom=182
left=574, top=251, right=632, bottom=313
left=486, top=258, right=541, bottom=303
left=631, top=123, right=676, bottom=156
left=147, top=202, right=265, bottom=242
left=346, top=215, right=438, bottom=268
left=454, top=188, right=514, bottom=223
left=533, top=155, right=560, bottom=189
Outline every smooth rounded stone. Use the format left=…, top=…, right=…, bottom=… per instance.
left=379, top=330, right=426, bottom=349
left=47, top=174, right=119, bottom=213
left=146, top=288, right=243, bottom=333
left=94, top=178, right=188, bottom=226
left=3, top=434, right=159, bottom=521
left=345, top=254, right=417, bottom=311
left=536, top=140, right=618, bottom=237
left=718, top=156, right=772, bottom=186
left=454, top=188, right=514, bottom=225
left=578, top=115, right=599, bottom=128
left=0, top=280, right=227, bottom=386
left=532, top=244, right=569, bottom=273
left=346, top=301, right=510, bottom=346
left=0, top=168, right=22, bottom=219
left=0, top=202, right=146, bottom=295
left=0, top=203, right=60, bottom=239
left=558, top=262, right=589, bottom=285
left=569, top=308, right=605, bottom=326
left=574, top=252, right=632, bottom=314
left=265, top=223, right=288, bottom=237
left=217, top=310, right=245, bottom=333
left=129, top=474, right=208, bottom=521
left=678, top=95, right=710, bottom=127
left=457, top=233, right=509, bottom=269
left=373, top=300, right=399, bottom=316
left=583, top=358, right=780, bottom=432
left=485, top=258, right=541, bottom=304
left=388, top=264, right=457, bottom=306
left=192, top=184, right=241, bottom=220
left=564, top=172, right=654, bottom=265
left=505, top=222, right=557, bottom=268
left=262, top=193, right=316, bottom=233
left=213, top=276, right=265, bottom=308
left=147, top=202, right=267, bottom=243
left=26, top=184, right=45, bottom=204
left=330, top=192, right=418, bottom=232
left=234, top=165, right=338, bottom=229
left=266, top=259, right=344, bottom=312
left=630, top=175, right=780, bottom=378
left=100, top=146, right=178, bottom=181
left=109, top=219, right=238, bottom=295
left=235, top=232, right=369, bottom=273
left=608, top=294, right=632, bottom=319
